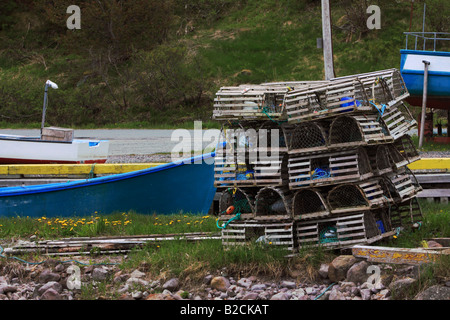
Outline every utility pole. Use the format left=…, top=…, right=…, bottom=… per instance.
left=321, top=0, right=335, bottom=80
left=418, top=60, right=430, bottom=149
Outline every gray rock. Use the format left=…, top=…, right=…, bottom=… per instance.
left=130, top=270, right=146, bottom=279
left=92, top=267, right=109, bottom=281
left=318, top=264, right=329, bottom=279
left=389, top=277, right=416, bottom=298
left=270, top=292, right=288, bottom=300
left=360, top=288, right=372, bottom=300
left=38, top=281, right=62, bottom=296
left=251, top=283, right=267, bottom=291
left=162, top=278, right=179, bottom=292
left=346, top=261, right=370, bottom=285
left=39, top=270, right=61, bottom=283
left=242, top=292, right=259, bottom=300
left=40, top=288, right=63, bottom=300
left=0, top=285, right=17, bottom=294
left=237, top=278, right=252, bottom=288
left=280, top=281, right=296, bottom=289
left=414, top=285, right=450, bottom=300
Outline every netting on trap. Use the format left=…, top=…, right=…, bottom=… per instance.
left=368, top=144, right=395, bottom=175
left=326, top=184, right=371, bottom=213
left=285, top=121, right=329, bottom=155
left=390, top=197, right=423, bottom=229
left=379, top=101, right=417, bottom=140
left=292, top=188, right=330, bottom=220
left=387, top=143, right=409, bottom=169
left=220, top=219, right=295, bottom=251
left=338, top=68, right=409, bottom=106
left=213, top=128, right=289, bottom=187
left=328, top=115, right=392, bottom=149
left=285, top=78, right=373, bottom=123
left=393, top=135, right=420, bottom=164
left=295, top=211, right=390, bottom=250
left=254, top=186, right=293, bottom=219
left=218, top=187, right=256, bottom=218
left=212, top=85, right=290, bottom=122
left=383, top=167, right=422, bottom=202
left=288, top=147, right=374, bottom=189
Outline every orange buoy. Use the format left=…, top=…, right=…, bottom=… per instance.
left=226, top=206, right=235, bottom=215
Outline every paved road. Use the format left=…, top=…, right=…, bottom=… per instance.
left=0, top=129, right=221, bottom=156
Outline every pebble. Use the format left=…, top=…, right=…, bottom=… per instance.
left=0, top=252, right=448, bottom=300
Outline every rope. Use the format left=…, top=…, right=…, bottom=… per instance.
left=0, top=244, right=118, bottom=266
left=314, top=282, right=336, bottom=300
left=216, top=212, right=241, bottom=230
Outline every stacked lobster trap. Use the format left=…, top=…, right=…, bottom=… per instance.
left=212, top=68, right=423, bottom=252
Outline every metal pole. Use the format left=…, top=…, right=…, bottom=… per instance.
left=321, top=0, right=335, bottom=80
left=422, top=3, right=426, bottom=49
left=41, top=83, right=49, bottom=138
left=418, top=60, right=430, bottom=149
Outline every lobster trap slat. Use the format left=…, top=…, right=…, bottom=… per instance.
left=393, top=135, right=420, bottom=164
left=213, top=128, right=289, bottom=187
left=254, top=186, right=293, bottom=220
left=368, top=144, right=395, bottom=175
left=379, top=101, right=417, bottom=140
left=288, top=147, right=373, bottom=189
left=332, top=68, right=409, bottom=106
left=383, top=167, right=422, bottom=202
left=220, top=219, right=295, bottom=251
left=292, top=188, right=330, bottom=220
left=326, top=179, right=392, bottom=214
left=285, top=78, right=373, bottom=123
left=218, top=187, right=257, bottom=218
left=212, top=85, right=290, bottom=121
left=328, top=115, right=393, bottom=149
left=295, top=211, right=393, bottom=250
left=390, top=197, right=423, bottom=229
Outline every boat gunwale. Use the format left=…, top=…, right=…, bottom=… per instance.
left=0, top=151, right=216, bottom=197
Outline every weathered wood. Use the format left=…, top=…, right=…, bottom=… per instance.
left=352, top=245, right=448, bottom=265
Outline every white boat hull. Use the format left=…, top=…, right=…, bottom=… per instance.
left=0, top=135, right=109, bottom=164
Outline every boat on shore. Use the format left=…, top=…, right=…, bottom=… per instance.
left=0, top=80, right=109, bottom=164
left=0, top=130, right=109, bottom=164
left=0, top=151, right=216, bottom=218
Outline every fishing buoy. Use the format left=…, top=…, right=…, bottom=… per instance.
left=226, top=206, right=235, bottom=215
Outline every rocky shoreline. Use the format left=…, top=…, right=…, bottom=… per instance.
left=1, top=253, right=449, bottom=301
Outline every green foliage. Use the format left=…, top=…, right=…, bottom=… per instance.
left=0, top=0, right=448, bottom=127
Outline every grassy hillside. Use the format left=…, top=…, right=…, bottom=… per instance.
left=0, top=0, right=448, bottom=128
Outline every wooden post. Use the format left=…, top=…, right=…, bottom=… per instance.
left=321, top=0, right=335, bottom=80
left=418, top=60, right=430, bottom=149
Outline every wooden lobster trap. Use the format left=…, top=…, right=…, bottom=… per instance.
left=390, top=197, right=423, bottom=229
left=283, top=121, right=330, bottom=155
left=326, top=179, right=392, bottom=214
left=254, top=186, right=294, bottom=220
left=218, top=187, right=257, bottom=219
left=213, top=127, right=289, bottom=188
left=295, top=210, right=394, bottom=250
left=328, top=115, right=393, bottom=149
left=393, top=135, right=420, bottom=164
left=332, top=68, right=409, bottom=106
left=220, top=218, right=296, bottom=251
left=212, top=85, right=290, bottom=122
left=285, top=78, right=373, bottom=123
left=288, top=147, right=374, bottom=189
left=379, top=100, right=417, bottom=140
left=383, top=167, right=422, bottom=202
left=292, top=188, right=330, bottom=220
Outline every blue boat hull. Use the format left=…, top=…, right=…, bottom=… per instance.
left=400, top=49, right=450, bottom=108
left=0, top=153, right=217, bottom=218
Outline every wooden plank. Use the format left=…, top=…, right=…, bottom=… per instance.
left=352, top=245, right=448, bottom=265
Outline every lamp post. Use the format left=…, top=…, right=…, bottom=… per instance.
left=40, top=80, right=58, bottom=138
